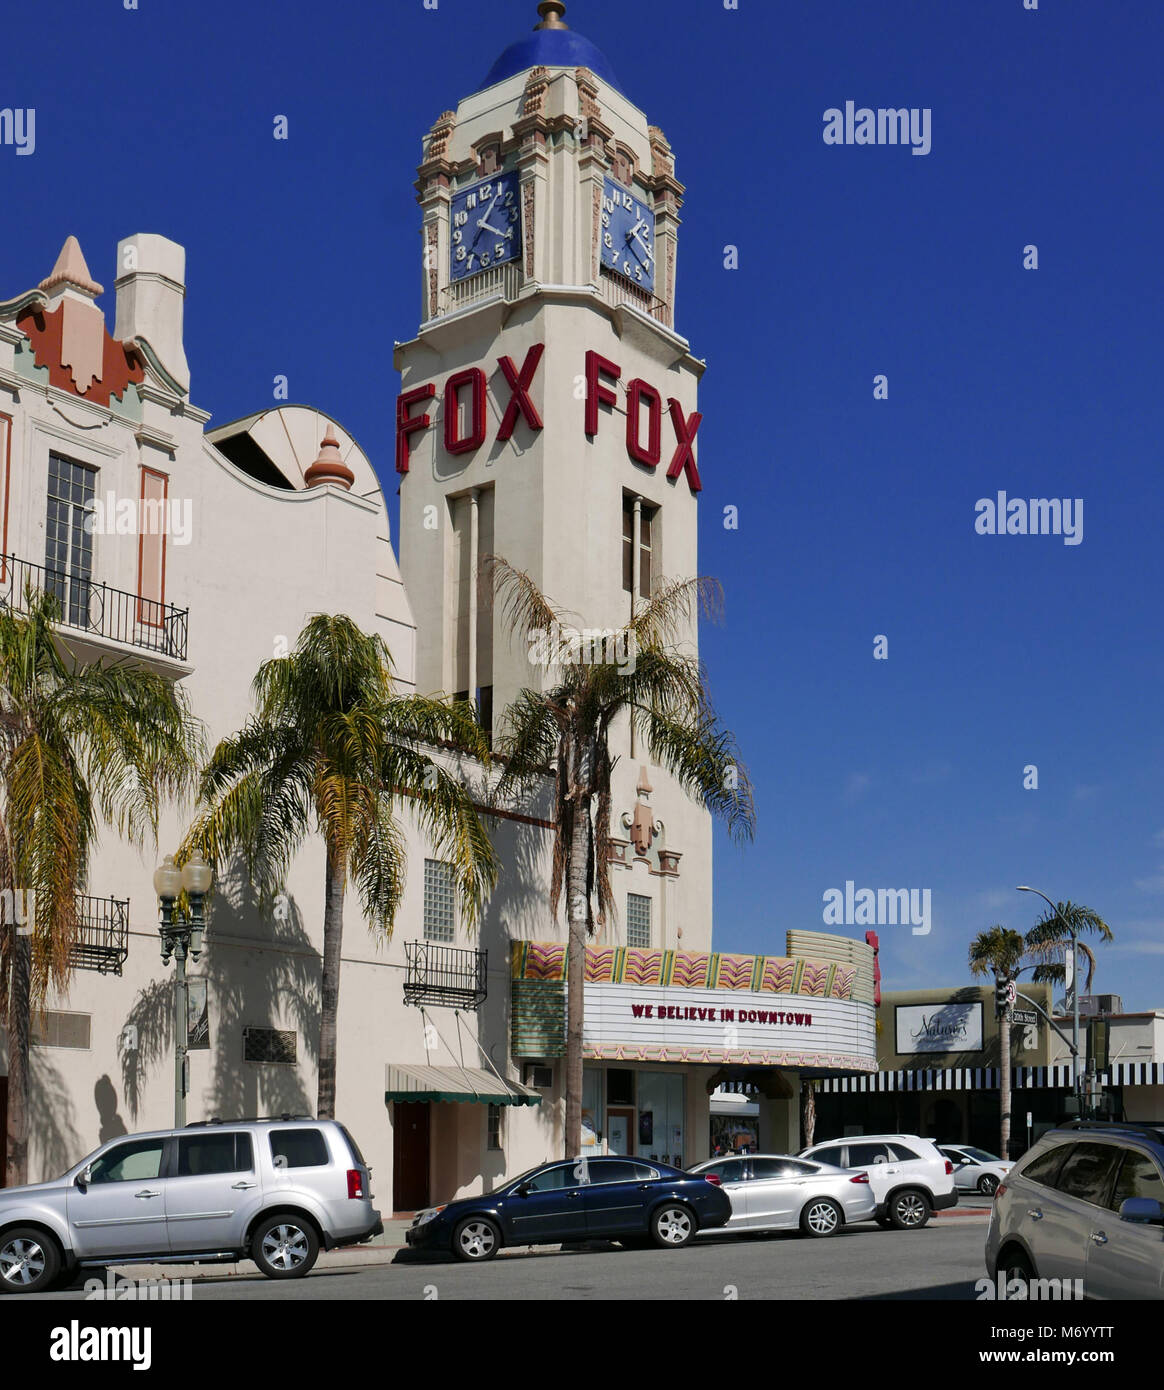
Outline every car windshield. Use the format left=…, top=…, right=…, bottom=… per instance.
left=962, top=1147, right=1001, bottom=1163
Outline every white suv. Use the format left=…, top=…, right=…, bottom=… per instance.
left=799, top=1134, right=957, bottom=1229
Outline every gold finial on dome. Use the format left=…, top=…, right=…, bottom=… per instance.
left=535, top=2, right=569, bottom=29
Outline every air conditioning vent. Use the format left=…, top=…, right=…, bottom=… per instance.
left=523, top=1064, right=554, bottom=1090
left=1079, top=995, right=1123, bottom=1017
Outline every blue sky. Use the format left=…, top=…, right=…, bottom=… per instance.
left=3, top=0, right=1161, bottom=1004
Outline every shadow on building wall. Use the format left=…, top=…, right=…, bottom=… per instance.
left=95, top=1074, right=128, bottom=1143
left=118, top=867, right=320, bottom=1124
left=479, top=810, right=562, bottom=1169
left=29, top=1051, right=81, bottom=1178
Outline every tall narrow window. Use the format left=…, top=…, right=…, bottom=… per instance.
left=136, top=466, right=169, bottom=628
left=45, top=453, right=96, bottom=627
left=627, top=893, right=652, bottom=949
left=423, top=858, right=456, bottom=943
left=621, top=495, right=656, bottom=599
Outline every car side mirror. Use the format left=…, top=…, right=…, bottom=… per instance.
left=1119, top=1197, right=1164, bottom=1224
left=515, top=1182, right=531, bottom=1197
left=75, top=1166, right=92, bottom=1190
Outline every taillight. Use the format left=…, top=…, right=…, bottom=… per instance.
left=996, top=1182, right=1008, bottom=1199
left=347, top=1168, right=365, bottom=1199
left=704, top=1173, right=722, bottom=1187
left=944, top=1160, right=954, bottom=1175
left=850, top=1171, right=870, bottom=1184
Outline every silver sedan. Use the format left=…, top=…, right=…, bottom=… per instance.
left=689, top=1153, right=876, bottom=1237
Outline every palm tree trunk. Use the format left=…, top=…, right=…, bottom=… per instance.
left=999, top=1001, right=1012, bottom=1161
left=564, top=798, right=590, bottom=1161
left=5, top=932, right=31, bottom=1187
left=316, top=849, right=345, bottom=1120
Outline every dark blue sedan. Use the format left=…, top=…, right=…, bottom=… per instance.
left=405, top=1155, right=732, bottom=1261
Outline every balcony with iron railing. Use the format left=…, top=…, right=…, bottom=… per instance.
left=71, top=894, right=130, bottom=976
left=404, top=940, right=488, bottom=1010
left=0, top=554, right=189, bottom=662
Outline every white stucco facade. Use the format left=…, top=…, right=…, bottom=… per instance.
left=0, top=6, right=877, bottom=1214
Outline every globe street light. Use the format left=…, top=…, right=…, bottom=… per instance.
left=154, top=851, right=214, bottom=1126
left=1017, top=885, right=1082, bottom=1117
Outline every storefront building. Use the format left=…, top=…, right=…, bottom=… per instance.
left=512, top=932, right=877, bottom=1162
left=814, top=985, right=1164, bottom=1155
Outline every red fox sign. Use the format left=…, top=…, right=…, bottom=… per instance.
left=395, top=343, right=702, bottom=493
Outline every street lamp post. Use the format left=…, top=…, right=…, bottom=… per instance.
left=1017, top=885, right=1082, bottom=1117
left=154, top=851, right=214, bottom=1127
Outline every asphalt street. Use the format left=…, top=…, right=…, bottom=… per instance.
left=29, top=1215, right=991, bottom=1301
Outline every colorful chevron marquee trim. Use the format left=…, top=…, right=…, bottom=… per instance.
left=583, top=1043, right=877, bottom=1071
left=511, top=941, right=854, bottom=1001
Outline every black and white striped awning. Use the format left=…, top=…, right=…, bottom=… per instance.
left=1106, top=1062, right=1164, bottom=1086
left=819, top=1065, right=1080, bottom=1094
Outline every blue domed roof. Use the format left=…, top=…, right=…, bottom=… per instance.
left=478, top=11, right=622, bottom=95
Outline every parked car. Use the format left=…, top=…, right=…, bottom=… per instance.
left=799, top=1134, right=957, bottom=1229
left=688, top=1153, right=876, bottom=1237
left=940, top=1144, right=1012, bottom=1197
left=986, top=1120, right=1164, bottom=1299
left=405, top=1155, right=731, bottom=1261
left=0, top=1116, right=382, bottom=1295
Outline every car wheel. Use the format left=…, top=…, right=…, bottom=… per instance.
left=650, top=1203, right=696, bottom=1249
left=996, top=1246, right=1035, bottom=1282
left=978, top=1174, right=1000, bottom=1197
left=250, top=1215, right=319, bottom=1279
left=0, top=1228, right=62, bottom=1295
left=453, top=1216, right=501, bottom=1262
left=888, top=1189, right=931, bottom=1230
left=800, top=1198, right=843, bottom=1238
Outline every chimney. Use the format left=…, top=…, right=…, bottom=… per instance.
left=113, top=233, right=191, bottom=394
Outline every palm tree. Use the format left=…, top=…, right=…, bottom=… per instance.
left=489, top=558, right=755, bottom=1160
left=1024, top=901, right=1113, bottom=1003
left=184, top=613, right=498, bottom=1119
left=968, top=926, right=1026, bottom=1161
left=0, top=587, right=202, bottom=1185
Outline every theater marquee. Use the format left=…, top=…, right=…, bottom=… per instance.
left=510, top=938, right=878, bottom=1072
left=584, top=982, right=876, bottom=1069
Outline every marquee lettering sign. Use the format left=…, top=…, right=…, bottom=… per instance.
left=584, top=982, right=877, bottom=1069
left=394, top=343, right=702, bottom=493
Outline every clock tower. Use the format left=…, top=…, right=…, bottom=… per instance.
left=395, top=0, right=711, bottom=951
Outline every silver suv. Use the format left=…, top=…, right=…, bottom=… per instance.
left=0, top=1116, right=381, bottom=1294
left=986, top=1120, right=1164, bottom=1299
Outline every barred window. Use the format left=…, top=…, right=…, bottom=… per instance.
left=424, top=859, right=456, bottom=943
left=243, top=1026, right=297, bottom=1065
left=31, top=1010, right=91, bottom=1050
left=487, top=1103, right=503, bottom=1152
left=627, top=893, right=651, bottom=949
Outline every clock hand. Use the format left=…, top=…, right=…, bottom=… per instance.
left=632, top=228, right=654, bottom=263
left=477, top=215, right=510, bottom=238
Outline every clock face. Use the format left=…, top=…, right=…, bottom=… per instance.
left=449, top=172, right=522, bottom=282
left=601, top=177, right=655, bottom=294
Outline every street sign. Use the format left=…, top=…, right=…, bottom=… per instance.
left=1011, top=1009, right=1038, bottom=1025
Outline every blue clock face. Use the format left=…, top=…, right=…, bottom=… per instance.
left=601, top=178, right=655, bottom=294
left=449, top=172, right=522, bottom=282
